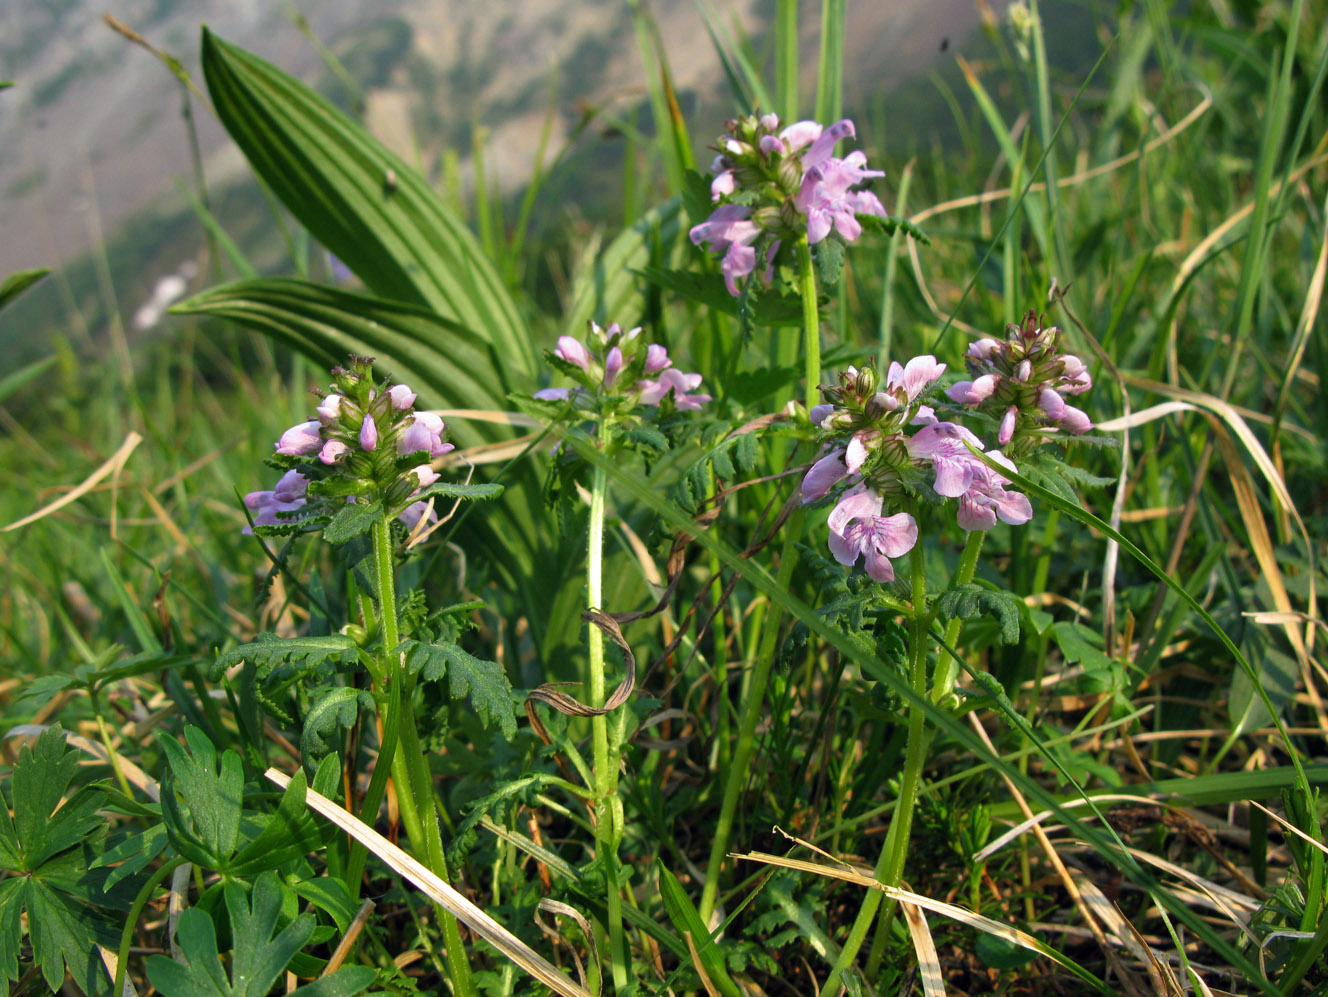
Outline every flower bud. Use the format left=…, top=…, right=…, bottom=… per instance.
left=276, top=421, right=323, bottom=455
left=359, top=415, right=378, bottom=451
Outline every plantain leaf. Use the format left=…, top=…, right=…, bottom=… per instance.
left=171, top=279, right=508, bottom=446
left=200, top=29, right=532, bottom=381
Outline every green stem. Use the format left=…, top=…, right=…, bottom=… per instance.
left=370, top=516, right=475, bottom=997
left=821, top=534, right=930, bottom=994
left=797, top=236, right=822, bottom=412
left=930, top=530, right=986, bottom=705
left=587, top=416, right=629, bottom=991
left=698, top=514, right=802, bottom=924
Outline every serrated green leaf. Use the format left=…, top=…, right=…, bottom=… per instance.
left=323, top=499, right=384, bottom=544
left=92, top=823, right=169, bottom=893
left=411, top=480, right=505, bottom=504
left=299, top=687, right=371, bottom=764
left=24, top=878, right=114, bottom=995
left=200, top=30, right=529, bottom=380
left=0, top=879, right=22, bottom=984
left=1049, top=621, right=1114, bottom=671
left=814, top=237, right=845, bottom=286
left=399, top=640, right=517, bottom=739
left=935, top=583, right=1021, bottom=645
left=213, top=633, right=356, bottom=681
left=10, top=726, right=105, bottom=870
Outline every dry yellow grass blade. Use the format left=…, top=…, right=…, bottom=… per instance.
left=1113, top=378, right=1316, bottom=682
left=3, top=431, right=142, bottom=533
left=427, top=408, right=543, bottom=428
left=264, top=768, right=592, bottom=997
left=734, top=850, right=1082, bottom=975
left=1248, top=800, right=1328, bottom=858
left=900, top=901, right=945, bottom=997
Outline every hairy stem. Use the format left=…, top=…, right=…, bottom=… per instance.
left=587, top=416, right=629, bottom=991
left=371, top=516, right=475, bottom=997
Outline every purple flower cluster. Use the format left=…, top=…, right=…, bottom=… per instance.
left=535, top=322, right=711, bottom=412
left=689, top=113, right=888, bottom=295
left=946, top=311, right=1093, bottom=455
left=245, top=357, right=454, bottom=536
left=801, top=358, right=1032, bottom=582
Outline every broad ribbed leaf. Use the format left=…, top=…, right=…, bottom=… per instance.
left=172, top=279, right=506, bottom=446
left=200, top=28, right=532, bottom=382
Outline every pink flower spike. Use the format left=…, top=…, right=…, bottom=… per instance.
left=555, top=336, right=592, bottom=370
left=319, top=440, right=349, bottom=464
left=638, top=368, right=711, bottom=410
left=644, top=344, right=672, bottom=374
left=316, top=394, right=343, bottom=422
left=388, top=384, right=417, bottom=410
left=998, top=405, right=1018, bottom=445
left=359, top=415, right=378, bottom=451
left=801, top=448, right=848, bottom=503
left=276, top=420, right=322, bottom=455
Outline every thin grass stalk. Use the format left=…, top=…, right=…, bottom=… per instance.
left=796, top=236, right=821, bottom=411
left=698, top=516, right=802, bottom=925
left=877, top=162, right=912, bottom=368
left=814, top=0, right=844, bottom=126
left=929, top=529, right=985, bottom=705
left=775, top=0, right=798, bottom=121
left=821, top=526, right=930, bottom=993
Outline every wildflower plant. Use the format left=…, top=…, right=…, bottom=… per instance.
left=235, top=356, right=511, bottom=996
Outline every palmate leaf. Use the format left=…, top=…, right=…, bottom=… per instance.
left=199, top=29, right=530, bottom=380
left=0, top=727, right=119, bottom=995
left=146, top=872, right=376, bottom=997
left=398, top=639, right=518, bottom=739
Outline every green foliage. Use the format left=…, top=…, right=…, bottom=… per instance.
left=935, top=582, right=1022, bottom=645
left=0, top=727, right=127, bottom=995
left=146, top=872, right=376, bottom=997
left=211, top=634, right=357, bottom=683
left=322, top=500, right=384, bottom=544
left=398, top=639, right=518, bottom=739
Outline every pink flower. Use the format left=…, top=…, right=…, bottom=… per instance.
left=400, top=412, right=453, bottom=458
left=955, top=452, right=1033, bottom=531
left=638, top=369, right=712, bottom=411
left=795, top=149, right=887, bottom=244
left=998, top=406, right=1018, bottom=446
left=905, top=422, right=984, bottom=498
left=242, top=470, right=309, bottom=534
left=359, top=414, right=378, bottom=451
left=801, top=448, right=849, bottom=503
left=275, top=420, right=322, bottom=455
left=644, top=344, right=672, bottom=374
left=688, top=204, right=763, bottom=295
left=409, top=464, right=439, bottom=489
left=603, top=347, right=624, bottom=388
left=317, top=394, right=343, bottom=422
left=388, top=384, right=417, bottom=410
left=319, top=440, right=349, bottom=464
left=886, top=355, right=946, bottom=402
left=555, top=336, right=592, bottom=370
left=826, top=485, right=918, bottom=583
